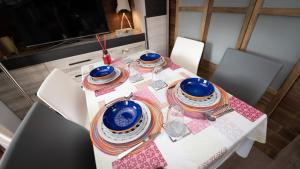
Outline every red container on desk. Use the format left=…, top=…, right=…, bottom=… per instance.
left=102, top=49, right=112, bottom=65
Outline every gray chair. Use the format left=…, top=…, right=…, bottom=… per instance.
left=210, top=48, right=282, bottom=106
left=0, top=102, right=96, bottom=169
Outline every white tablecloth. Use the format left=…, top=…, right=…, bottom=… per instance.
left=81, top=51, right=267, bottom=169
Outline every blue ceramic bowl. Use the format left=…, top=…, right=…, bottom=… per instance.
left=90, top=66, right=114, bottom=78
left=140, top=53, right=161, bottom=62
left=180, top=78, right=215, bottom=98
left=103, top=100, right=143, bottom=131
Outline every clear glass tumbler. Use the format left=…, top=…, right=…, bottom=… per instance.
left=164, top=105, right=186, bottom=138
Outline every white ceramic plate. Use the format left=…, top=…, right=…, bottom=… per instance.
left=175, top=83, right=221, bottom=108
left=96, top=101, right=152, bottom=144
left=88, top=68, right=121, bottom=85
left=138, top=57, right=165, bottom=68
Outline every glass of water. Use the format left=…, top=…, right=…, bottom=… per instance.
left=164, top=105, right=186, bottom=138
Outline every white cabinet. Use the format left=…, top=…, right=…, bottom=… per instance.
left=0, top=41, right=145, bottom=118
left=146, top=15, right=169, bottom=56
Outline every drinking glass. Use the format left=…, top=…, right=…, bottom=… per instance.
left=150, top=65, right=167, bottom=90
left=164, top=105, right=186, bottom=138
left=127, top=61, right=144, bottom=83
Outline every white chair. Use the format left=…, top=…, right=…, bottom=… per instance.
left=37, top=68, right=88, bottom=127
left=0, top=101, right=21, bottom=149
left=170, top=37, right=205, bottom=74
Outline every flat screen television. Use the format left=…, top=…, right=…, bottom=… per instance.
left=0, top=0, right=109, bottom=47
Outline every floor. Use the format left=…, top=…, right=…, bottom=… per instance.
left=0, top=146, right=3, bottom=159
left=219, top=147, right=273, bottom=169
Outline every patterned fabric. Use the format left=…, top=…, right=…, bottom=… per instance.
left=95, top=88, right=115, bottom=96
left=198, top=148, right=227, bottom=169
left=111, top=58, right=124, bottom=68
left=134, top=87, right=168, bottom=109
left=229, top=96, right=263, bottom=122
left=112, top=141, right=167, bottom=169
left=168, top=60, right=181, bottom=70
left=186, top=119, right=210, bottom=135
left=211, top=117, right=244, bottom=142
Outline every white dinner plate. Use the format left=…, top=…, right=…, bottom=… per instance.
left=175, top=83, right=221, bottom=108
left=138, top=57, right=165, bottom=68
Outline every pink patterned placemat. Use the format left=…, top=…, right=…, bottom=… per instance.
left=199, top=148, right=227, bottom=169
left=165, top=58, right=181, bottom=70
left=112, top=141, right=167, bottom=169
left=134, top=86, right=168, bottom=109
left=185, top=119, right=210, bottom=135
left=229, top=96, right=264, bottom=122
left=111, top=58, right=124, bottom=67
left=95, top=88, right=116, bottom=97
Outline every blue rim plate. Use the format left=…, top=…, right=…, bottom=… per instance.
left=140, top=53, right=161, bottom=61
left=180, top=78, right=215, bottom=97
left=90, top=66, right=114, bottom=77
left=103, top=100, right=143, bottom=131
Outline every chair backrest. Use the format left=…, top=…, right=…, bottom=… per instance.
left=170, top=37, right=204, bottom=74
left=0, top=101, right=21, bottom=149
left=210, top=48, right=282, bottom=105
left=37, top=68, right=87, bottom=127
left=0, top=102, right=96, bottom=169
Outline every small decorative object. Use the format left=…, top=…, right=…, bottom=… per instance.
left=96, top=34, right=112, bottom=65
left=115, top=0, right=134, bottom=37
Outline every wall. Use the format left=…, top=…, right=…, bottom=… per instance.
left=170, top=0, right=300, bottom=90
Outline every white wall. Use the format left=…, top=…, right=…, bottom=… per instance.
left=175, top=0, right=300, bottom=90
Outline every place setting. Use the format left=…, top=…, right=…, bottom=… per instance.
left=82, top=65, right=129, bottom=96
left=167, top=77, right=232, bottom=121
left=131, top=51, right=179, bottom=74
left=90, top=93, right=166, bottom=167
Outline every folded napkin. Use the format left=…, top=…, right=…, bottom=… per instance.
left=112, top=141, right=167, bottom=169
left=229, top=96, right=263, bottom=122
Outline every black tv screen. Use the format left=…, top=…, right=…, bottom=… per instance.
left=0, top=0, right=109, bottom=47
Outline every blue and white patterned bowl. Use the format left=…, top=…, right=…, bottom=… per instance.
left=103, top=100, right=143, bottom=131
left=90, top=66, right=115, bottom=80
left=180, top=78, right=215, bottom=99
left=140, top=53, right=161, bottom=64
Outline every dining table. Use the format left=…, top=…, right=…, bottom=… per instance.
left=81, top=50, right=267, bottom=169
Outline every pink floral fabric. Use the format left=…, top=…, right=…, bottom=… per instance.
left=95, top=88, right=116, bottom=97
left=229, top=96, right=263, bottom=122
left=112, top=141, right=167, bottom=169
left=186, top=119, right=210, bottom=135
left=169, top=62, right=181, bottom=70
